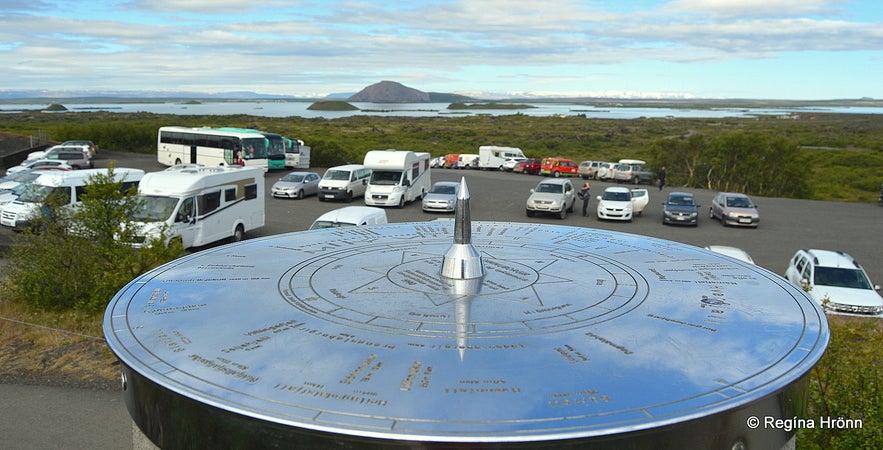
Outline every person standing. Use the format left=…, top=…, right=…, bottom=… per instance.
left=579, top=181, right=591, bottom=216
left=657, top=166, right=667, bottom=191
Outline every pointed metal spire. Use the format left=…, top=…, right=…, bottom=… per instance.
left=441, top=177, right=484, bottom=280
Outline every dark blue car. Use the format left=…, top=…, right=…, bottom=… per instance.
left=662, top=192, right=699, bottom=226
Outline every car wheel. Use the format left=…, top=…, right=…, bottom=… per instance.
left=526, top=210, right=535, bottom=217
left=633, top=177, right=640, bottom=185
left=232, top=224, right=245, bottom=243
left=552, top=171, right=560, bottom=178
left=709, top=208, right=714, bottom=219
left=559, top=209, right=567, bottom=219
left=345, top=191, right=353, bottom=202
left=295, top=189, right=303, bottom=199
left=398, top=196, right=405, bottom=208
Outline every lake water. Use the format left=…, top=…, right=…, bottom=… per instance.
left=2, top=101, right=881, bottom=119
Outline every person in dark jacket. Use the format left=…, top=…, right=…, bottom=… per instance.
left=579, top=182, right=591, bottom=216
left=657, top=166, right=667, bottom=191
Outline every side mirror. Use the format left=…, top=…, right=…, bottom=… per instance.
left=596, top=196, right=602, bottom=201
left=530, top=189, right=535, bottom=193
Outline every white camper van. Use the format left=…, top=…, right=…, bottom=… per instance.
left=0, top=168, right=144, bottom=230
left=128, top=165, right=264, bottom=249
left=478, top=146, right=526, bottom=170
left=318, top=164, right=371, bottom=202
left=363, top=150, right=431, bottom=207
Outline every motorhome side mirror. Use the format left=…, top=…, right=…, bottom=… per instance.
left=403, top=180, right=410, bottom=187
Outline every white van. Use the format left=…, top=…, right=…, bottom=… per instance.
left=0, top=168, right=144, bottom=230
left=127, top=165, right=265, bottom=249
left=309, top=206, right=388, bottom=230
left=364, top=149, right=431, bottom=207
left=318, top=164, right=371, bottom=202
left=478, top=146, right=526, bottom=170
left=456, top=154, right=479, bottom=169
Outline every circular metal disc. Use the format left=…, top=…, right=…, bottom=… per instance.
left=104, top=222, right=828, bottom=443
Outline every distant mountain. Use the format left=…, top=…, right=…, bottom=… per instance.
left=348, top=81, right=430, bottom=103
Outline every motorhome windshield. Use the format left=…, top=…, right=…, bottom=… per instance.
left=370, top=171, right=403, bottom=185
left=131, top=196, right=179, bottom=222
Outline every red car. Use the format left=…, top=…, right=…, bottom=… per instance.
left=539, top=158, right=579, bottom=177
left=513, top=158, right=542, bottom=175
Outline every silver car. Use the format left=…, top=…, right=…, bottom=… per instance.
left=271, top=171, right=320, bottom=199
left=422, top=181, right=460, bottom=212
left=709, top=192, right=759, bottom=227
left=526, top=178, right=575, bottom=219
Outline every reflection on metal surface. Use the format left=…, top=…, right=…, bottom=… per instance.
left=104, top=221, right=828, bottom=448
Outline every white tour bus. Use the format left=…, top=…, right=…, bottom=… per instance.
left=128, top=165, right=265, bottom=249
left=1, top=168, right=144, bottom=230
left=157, top=126, right=269, bottom=171
left=284, top=137, right=311, bottom=169
left=363, top=149, right=431, bottom=207
left=478, top=146, right=526, bottom=170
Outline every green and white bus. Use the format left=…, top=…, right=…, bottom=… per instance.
left=216, top=128, right=288, bottom=170
left=157, top=126, right=269, bottom=171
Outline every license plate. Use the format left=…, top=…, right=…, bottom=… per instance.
left=739, top=218, right=751, bottom=223
left=325, top=194, right=335, bottom=199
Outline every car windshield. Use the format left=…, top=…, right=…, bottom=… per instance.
left=324, top=170, right=351, bottom=181
left=668, top=196, right=694, bottom=206
left=281, top=174, right=305, bottom=183
left=726, top=197, right=754, bottom=208
left=370, top=171, right=403, bottom=185
left=536, top=183, right=563, bottom=193
left=813, top=267, right=873, bottom=289
left=603, top=191, right=631, bottom=201
left=130, top=196, right=180, bottom=222
left=430, top=184, right=457, bottom=195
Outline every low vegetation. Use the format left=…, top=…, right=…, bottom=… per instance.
left=1, top=110, right=880, bottom=202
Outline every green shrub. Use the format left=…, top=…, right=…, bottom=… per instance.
left=799, top=317, right=883, bottom=448
left=2, top=167, right=184, bottom=311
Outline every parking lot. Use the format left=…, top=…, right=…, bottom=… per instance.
left=68, top=150, right=883, bottom=290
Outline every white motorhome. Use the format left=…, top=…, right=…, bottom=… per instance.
left=478, top=146, right=526, bottom=170
left=0, top=168, right=144, bottom=230
left=364, top=150, right=431, bottom=207
left=128, top=165, right=264, bottom=249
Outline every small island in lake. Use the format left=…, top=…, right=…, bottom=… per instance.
left=308, top=101, right=359, bottom=111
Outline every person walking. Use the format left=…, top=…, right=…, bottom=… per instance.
left=657, top=166, right=667, bottom=191
left=579, top=182, right=591, bottom=216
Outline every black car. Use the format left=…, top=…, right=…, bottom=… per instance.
left=662, top=192, right=699, bottom=226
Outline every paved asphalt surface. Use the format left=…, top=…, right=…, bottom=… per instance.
left=2, top=150, right=881, bottom=448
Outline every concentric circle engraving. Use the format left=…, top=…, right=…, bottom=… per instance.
left=104, top=221, right=829, bottom=444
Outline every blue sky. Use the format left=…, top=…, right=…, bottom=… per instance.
left=2, top=0, right=881, bottom=99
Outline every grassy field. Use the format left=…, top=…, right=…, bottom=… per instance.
left=0, top=110, right=881, bottom=202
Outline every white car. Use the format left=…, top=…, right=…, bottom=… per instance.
left=704, top=245, right=755, bottom=264
left=502, top=157, right=526, bottom=171
left=630, top=188, right=649, bottom=216
left=6, top=159, right=73, bottom=176
left=785, top=248, right=883, bottom=315
left=526, top=178, right=575, bottom=219
left=596, top=186, right=633, bottom=221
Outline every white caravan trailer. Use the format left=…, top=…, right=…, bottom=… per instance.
left=364, top=150, right=431, bottom=207
left=129, top=165, right=264, bottom=249
left=0, top=168, right=144, bottom=230
left=478, top=146, right=526, bottom=170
